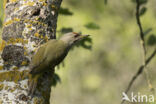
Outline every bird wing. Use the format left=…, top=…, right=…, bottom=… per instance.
left=45, top=40, right=68, bottom=66
left=30, top=40, right=68, bottom=74
left=30, top=40, right=56, bottom=71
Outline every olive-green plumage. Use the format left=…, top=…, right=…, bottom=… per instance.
left=28, top=32, right=89, bottom=96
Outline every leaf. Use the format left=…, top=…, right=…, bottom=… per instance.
left=139, top=7, right=147, bottom=16
left=147, top=34, right=156, bottom=46
left=139, top=0, right=147, bottom=5
left=57, top=61, right=65, bottom=69
left=144, top=28, right=152, bottom=36
left=51, top=73, right=61, bottom=87
left=59, top=7, right=73, bottom=16
left=74, top=36, right=93, bottom=50
left=104, top=0, right=107, bottom=5
left=131, top=0, right=136, bottom=3
left=131, top=0, right=147, bottom=4
left=85, top=22, right=100, bottom=30
left=60, top=27, right=73, bottom=34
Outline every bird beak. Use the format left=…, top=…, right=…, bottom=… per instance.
left=78, top=34, right=90, bottom=40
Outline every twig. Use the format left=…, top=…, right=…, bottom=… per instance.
left=121, top=49, right=156, bottom=104
left=125, top=49, right=156, bottom=94
left=135, top=0, right=155, bottom=93
left=136, top=0, right=154, bottom=91
left=136, top=0, right=146, bottom=57
left=121, top=0, right=156, bottom=104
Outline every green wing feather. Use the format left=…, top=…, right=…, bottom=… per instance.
left=28, top=40, right=68, bottom=96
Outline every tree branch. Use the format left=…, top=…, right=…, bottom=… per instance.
left=121, top=0, right=156, bottom=104
left=125, top=48, right=156, bottom=94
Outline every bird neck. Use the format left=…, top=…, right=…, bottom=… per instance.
left=59, top=39, right=73, bottom=51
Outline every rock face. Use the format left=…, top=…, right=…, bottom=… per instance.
left=0, top=0, right=62, bottom=103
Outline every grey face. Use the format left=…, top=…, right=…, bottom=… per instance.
left=60, top=32, right=89, bottom=46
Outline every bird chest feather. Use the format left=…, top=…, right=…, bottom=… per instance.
left=44, top=40, right=68, bottom=67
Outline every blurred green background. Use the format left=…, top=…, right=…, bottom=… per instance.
left=1, top=0, right=156, bottom=104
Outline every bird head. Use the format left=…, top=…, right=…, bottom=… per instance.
left=60, top=32, right=89, bottom=46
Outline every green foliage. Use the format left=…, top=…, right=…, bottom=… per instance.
left=131, top=0, right=148, bottom=4
left=139, top=7, right=147, bottom=16
left=51, top=73, right=61, bottom=87
left=59, top=7, right=73, bottom=16
left=54, top=1, right=156, bottom=104
left=139, top=0, right=148, bottom=5
left=58, top=6, right=95, bottom=50
left=144, top=28, right=152, bottom=36
left=75, top=37, right=92, bottom=50
left=147, top=34, right=156, bottom=46
left=85, top=22, right=100, bottom=30
left=60, top=27, right=73, bottom=34
left=104, top=0, right=107, bottom=4
left=131, top=0, right=136, bottom=3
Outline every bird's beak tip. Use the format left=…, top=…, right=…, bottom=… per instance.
left=80, top=34, right=90, bottom=38
left=84, top=34, right=90, bottom=37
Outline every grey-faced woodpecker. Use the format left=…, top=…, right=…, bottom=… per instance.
left=28, top=32, right=89, bottom=96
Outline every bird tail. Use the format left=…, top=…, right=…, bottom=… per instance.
left=28, top=74, right=39, bottom=96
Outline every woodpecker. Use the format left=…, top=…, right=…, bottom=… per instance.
left=28, top=32, right=89, bottom=96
